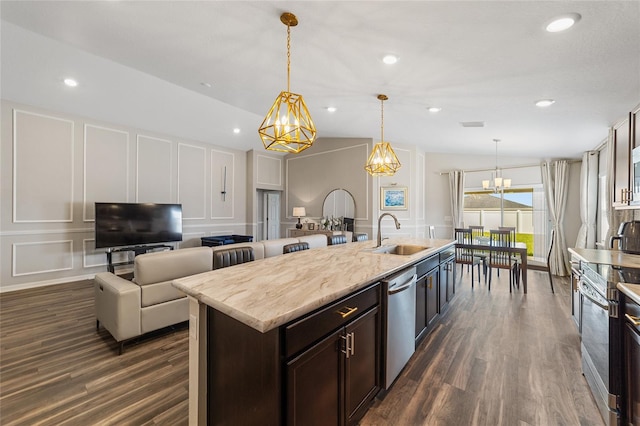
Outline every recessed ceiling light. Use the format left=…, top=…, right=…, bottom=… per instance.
left=382, top=55, right=398, bottom=65
left=546, top=14, right=581, bottom=32
left=326, top=107, right=337, bottom=113
left=427, top=107, right=442, bottom=113
left=201, top=82, right=212, bottom=88
left=535, top=99, right=556, bottom=107
left=233, top=128, right=240, bottom=134
left=63, top=78, right=78, bottom=87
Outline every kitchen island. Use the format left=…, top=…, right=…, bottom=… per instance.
left=173, top=237, right=455, bottom=425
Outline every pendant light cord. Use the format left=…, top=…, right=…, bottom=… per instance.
left=380, top=97, right=384, bottom=142
left=286, top=24, right=291, bottom=93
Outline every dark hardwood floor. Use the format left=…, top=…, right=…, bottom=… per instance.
left=0, top=269, right=602, bottom=425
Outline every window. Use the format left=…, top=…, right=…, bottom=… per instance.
left=463, top=188, right=546, bottom=259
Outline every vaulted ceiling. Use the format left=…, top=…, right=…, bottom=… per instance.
left=1, top=1, right=639, bottom=158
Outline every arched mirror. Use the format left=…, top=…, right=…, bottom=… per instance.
left=322, top=189, right=355, bottom=231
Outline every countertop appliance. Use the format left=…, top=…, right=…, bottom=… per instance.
left=382, top=266, right=417, bottom=390
left=609, top=220, right=640, bottom=255
left=579, top=262, right=629, bottom=425
left=632, top=146, right=640, bottom=205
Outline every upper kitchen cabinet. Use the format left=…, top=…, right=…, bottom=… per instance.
left=635, top=107, right=640, bottom=149
left=613, top=113, right=632, bottom=206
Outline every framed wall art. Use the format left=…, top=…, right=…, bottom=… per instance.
left=381, top=187, right=408, bottom=210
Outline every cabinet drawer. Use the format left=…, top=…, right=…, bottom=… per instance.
left=284, top=283, right=380, bottom=358
left=415, top=254, right=439, bottom=278
left=439, top=249, right=455, bottom=263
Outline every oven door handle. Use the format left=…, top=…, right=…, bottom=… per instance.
left=579, top=280, right=608, bottom=310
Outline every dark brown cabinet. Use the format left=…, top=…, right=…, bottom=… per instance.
left=439, top=251, right=456, bottom=313
left=415, top=255, right=441, bottom=344
left=285, top=284, right=381, bottom=426
left=622, top=294, right=640, bottom=425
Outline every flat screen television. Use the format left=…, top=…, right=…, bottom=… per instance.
left=94, top=202, right=183, bottom=249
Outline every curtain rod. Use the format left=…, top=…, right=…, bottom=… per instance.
left=436, top=159, right=581, bottom=175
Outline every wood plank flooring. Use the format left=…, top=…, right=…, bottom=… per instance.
left=0, top=269, right=603, bottom=425
left=361, top=269, right=604, bottom=426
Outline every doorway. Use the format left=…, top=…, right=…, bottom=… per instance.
left=259, top=190, right=280, bottom=241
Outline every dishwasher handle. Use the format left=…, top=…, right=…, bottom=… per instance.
left=388, top=274, right=417, bottom=295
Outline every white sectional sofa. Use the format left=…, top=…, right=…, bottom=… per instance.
left=94, top=233, right=330, bottom=354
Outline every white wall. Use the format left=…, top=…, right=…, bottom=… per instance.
left=0, top=100, right=248, bottom=292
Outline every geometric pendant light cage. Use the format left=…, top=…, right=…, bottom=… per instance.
left=365, top=94, right=401, bottom=176
left=258, top=12, right=317, bottom=154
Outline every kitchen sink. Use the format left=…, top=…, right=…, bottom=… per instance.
left=371, top=244, right=429, bottom=255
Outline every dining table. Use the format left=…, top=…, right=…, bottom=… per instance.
left=455, top=237, right=529, bottom=293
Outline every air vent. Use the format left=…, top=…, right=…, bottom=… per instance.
left=460, top=121, right=485, bottom=128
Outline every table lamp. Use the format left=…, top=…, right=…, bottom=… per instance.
left=293, top=207, right=306, bottom=229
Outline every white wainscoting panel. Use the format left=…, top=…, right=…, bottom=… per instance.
left=256, top=154, right=282, bottom=187
left=13, top=109, right=74, bottom=223
left=136, top=135, right=172, bottom=203
left=82, top=238, right=120, bottom=268
left=84, top=124, right=129, bottom=221
left=178, top=143, right=206, bottom=220
left=12, top=240, right=73, bottom=276
left=211, top=150, right=234, bottom=219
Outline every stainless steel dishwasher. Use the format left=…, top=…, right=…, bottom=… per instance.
left=383, top=266, right=417, bottom=389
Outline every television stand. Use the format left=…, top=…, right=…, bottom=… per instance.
left=105, top=244, right=174, bottom=273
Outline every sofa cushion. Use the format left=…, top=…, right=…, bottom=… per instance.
left=140, top=296, right=189, bottom=334
left=140, top=280, right=186, bottom=307
left=262, top=238, right=299, bottom=258
left=297, top=234, right=328, bottom=249
left=134, top=246, right=213, bottom=286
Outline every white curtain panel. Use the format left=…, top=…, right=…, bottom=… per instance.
left=448, top=170, right=465, bottom=231
left=542, top=160, right=571, bottom=276
left=575, top=151, right=599, bottom=248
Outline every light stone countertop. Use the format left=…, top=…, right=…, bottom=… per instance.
left=569, top=248, right=640, bottom=304
left=173, top=238, right=455, bottom=333
left=618, top=283, right=640, bottom=305
left=568, top=248, right=640, bottom=269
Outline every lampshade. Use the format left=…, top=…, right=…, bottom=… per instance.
left=365, top=94, right=401, bottom=176
left=292, top=207, right=306, bottom=217
left=258, top=13, right=316, bottom=154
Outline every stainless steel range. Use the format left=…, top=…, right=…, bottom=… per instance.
left=579, top=262, right=636, bottom=425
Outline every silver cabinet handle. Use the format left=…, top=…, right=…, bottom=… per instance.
left=341, top=332, right=355, bottom=358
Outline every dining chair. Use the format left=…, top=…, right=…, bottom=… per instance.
left=353, top=233, right=368, bottom=242
left=454, top=228, right=482, bottom=287
left=487, top=229, right=519, bottom=292
left=498, top=226, right=520, bottom=282
left=528, top=229, right=555, bottom=293
left=469, top=225, right=484, bottom=240
left=328, top=234, right=347, bottom=245
left=468, top=225, right=487, bottom=272
left=213, top=246, right=255, bottom=270
left=283, top=242, right=310, bottom=254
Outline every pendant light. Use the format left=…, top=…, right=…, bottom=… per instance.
left=482, top=139, right=512, bottom=192
left=258, top=12, right=316, bottom=154
left=364, top=94, right=401, bottom=176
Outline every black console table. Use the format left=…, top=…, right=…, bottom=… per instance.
left=105, top=245, right=173, bottom=273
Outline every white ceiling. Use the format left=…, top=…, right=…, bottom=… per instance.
left=1, top=1, right=639, bottom=159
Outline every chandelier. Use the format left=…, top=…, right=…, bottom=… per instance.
left=258, top=12, right=316, bottom=154
left=482, top=139, right=511, bottom=192
left=364, top=94, right=401, bottom=176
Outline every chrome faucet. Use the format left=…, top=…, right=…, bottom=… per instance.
left=377, top=213, right=401, bottom=247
